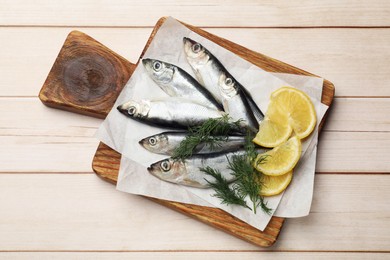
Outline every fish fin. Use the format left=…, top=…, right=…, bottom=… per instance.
left=181, top=178, right=209, bottom=189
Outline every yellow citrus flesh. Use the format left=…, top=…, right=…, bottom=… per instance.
left=268, top=87, right=317, bottom=139
left=253, top=117, right=292, bottom=148
left=254, top=136, right=301, bottom=176
left=258, top=170, right=293, bottom=196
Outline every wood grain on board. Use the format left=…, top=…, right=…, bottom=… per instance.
left=39, top=17, right=334, bottom=247
left=39, top=30, right=135, bottom=119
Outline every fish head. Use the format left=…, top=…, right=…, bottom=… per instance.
left=183, top=37, right=210, bottom=68
left=147, top=158, right=186, bottom=183
left=117, top=100, right=150, bottom=119
left=142, top=58, right=175, bottom=85
left=218, top=72, right=238, bottom=98
left=139, top=133, right=169, bottom=153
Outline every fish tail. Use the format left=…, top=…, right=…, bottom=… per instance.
left=240, top=87, right=264, bottom=123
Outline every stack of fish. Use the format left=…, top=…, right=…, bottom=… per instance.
left=117, top=38, right=264, bottom=189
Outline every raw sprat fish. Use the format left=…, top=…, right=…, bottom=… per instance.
left=147, top=150, right=247, bottom=188
left=142, top=58, right=223, bottom=110
left=218, top=70, right=258, bottom=133
left=183, top=37, right=224, bottom=105
left=183, top=37, right=264, bottom=124
left=139, top=131, right=246, bottom=155
left=117, top=98, right=226, bottom=129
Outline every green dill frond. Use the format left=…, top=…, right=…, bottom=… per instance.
left=181, top=120, right=273, bottom=215
left=253, top=154, right=270, bottom=168
left=228, top=154, right=262, bottom=213
left=171, top=135, right=224, bottom=160
left=201, top=167, right=249, bottom=209
left=225, top=132, right=273, bottom=215
left=172, top=115, right=243, bottom=160
left=253, top=171, right=273, bottom=215
left=258, top=196, right=273, bottom=215
left=244, top=133, right=258, bottom=163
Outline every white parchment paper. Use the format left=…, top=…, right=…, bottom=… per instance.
left=96, top=17, right=328, bottom=230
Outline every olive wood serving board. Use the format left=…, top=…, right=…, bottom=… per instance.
left=39, top=17, right=335, bottom=248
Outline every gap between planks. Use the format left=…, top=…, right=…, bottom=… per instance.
left=0, top=250, right=389, bottom=253
left=0, top=172, right=388, bottom=175
left=2, top=96, right=390, bottom=100
left=2, top=25, right=390, bottom=29
left=1, top=0, right=389, bottom=27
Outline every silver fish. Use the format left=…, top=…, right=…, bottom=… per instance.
left=139, top=131, right=246, bottom=155
left=183, top=37, right=264, bottom=126
left=142, top=58, right=223, bottom=110
left=147, top=150, right=247, bottom=188
left=117, top=98, right=226, bottom=129
left=218, top=71, right=259, bottom=132
left=183, top=37, right=223, bottom=105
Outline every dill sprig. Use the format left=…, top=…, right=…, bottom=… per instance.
left=259, top=195, right=272, bottom=215
left=228, top=134, right=272, bottom=214
left=228, top=155, right=261, bottom=213
left=201, top=166, right=250, bottom=209
left=172, top=115, right=272, bottom=214
left=200, top=133, right=272, bottom=214
left=172, top=115, right=243, bottom=160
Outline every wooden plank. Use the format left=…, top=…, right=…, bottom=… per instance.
left=0, top=174, right=389, bottom=251
left=0, top=136, right=99, bottom=172
left=317, top=131, right=390, bottom=173
left=0, top=252, right=388, bottom=259
left=278, top=212, right=390, bottom=251
left=1, top=27, right=390, bottom=97
left=1, top=132, right=389, bottom=173
left=0, top=98, right=101, bottom=137
left=1, top=97, right=389, bottom=136
left=323, top=98, right=390, bottom=132
left=310, top=174, right=390, bottom=213
left=213, top=28, right=390, bottom=98
left=1, top=0, right=389, bottom=27
left=1, top=98, right=389, bottom=173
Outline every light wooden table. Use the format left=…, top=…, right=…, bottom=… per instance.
left=1, top=1, right=389, bottom=259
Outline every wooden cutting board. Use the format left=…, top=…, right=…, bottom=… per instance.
left=39, top=17, right=335, bottom=247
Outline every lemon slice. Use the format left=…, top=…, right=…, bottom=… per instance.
left=258, top=170, right=293, bottom=196
left=253, top=117, right=292, bottom=148
left=268, top=87, right=317, bottom=139
left=254, top=136, right=301, bottom=176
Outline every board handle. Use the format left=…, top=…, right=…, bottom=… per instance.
left=39, top=30, right=136, bottom=118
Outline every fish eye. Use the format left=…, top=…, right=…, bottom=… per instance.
left=225, top=77, right=234, bottom=86
left=127, top=106, right=137, bottom=116
left=148, top=137, right=157, bottom=146
left=192, top=43, right=201, bottom=53
left=153, top=61, right=162, bottom=71
left=160, top=160, right=171, bottom=172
